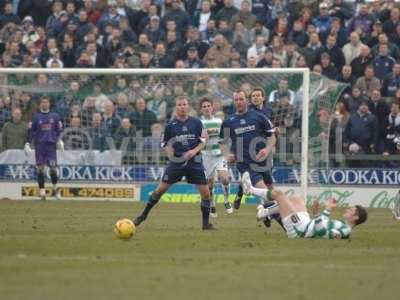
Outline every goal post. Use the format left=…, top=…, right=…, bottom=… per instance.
left=0, top=67, right=336, bottom=201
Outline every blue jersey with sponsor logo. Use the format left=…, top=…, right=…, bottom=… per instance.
left=162, top=116, right=205, bottom=164
left=220, top=110, right=274, bottom=165
left=29, top=111, right=62, bottom=145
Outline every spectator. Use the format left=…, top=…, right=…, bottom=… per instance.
left=84, top=0, right=102, bottom=25
left=354, top=65, right=381, bottom=98
left=193, top=0, right=214, bottom=33
left=251, top=0, right=269, bottom=22
left=368, top=89, right=390, bottom=153
left=63, top=117, right=90, bottom=150
left=202, top=18, right=217, bottom=45
left=0, top=1, right=20, bottom=28
left=143, top=15, right=164, bottom=46
left=130, top=97, right=157, bottom=137
left=151, top=42, right=175, bottom=68
left=115, top=92, right=132, bottom=119
left=342, top=31, right=365, bottom=65
left=115, top=0, right=139, bottom=33
left=143, top=122, right=164, bottom=163
left=180, top=27, right=209, bottom=60
left=287, top=19, right=308, bottom=48
left=328, top=0, right=353, bottom=23
left=147, top=87, right=167, bottom=123
left=337, top=65, right=356, bottom=94
left=231, top=22, right=251, bottom=58
left=184, top=46, right=205, bottom=68
left=367, top=20, right=384, bottom=49
left=300, top=32, right=321, bottom=68
left=217, top=19, right=233, bottom=43
left=312, top=2, right=332, bottom=36
left=269, top=79, right=295, bottom=105
left=98, top=1, right=122, bottom=33
left=19, top=93, right=36, bottom=122
left=1, top=108, right=27, bottom=151
left=390, top=23, right=400, bottom=46
left=45, top=0, right=63, bottom=35
left=75, top=9, right=95, bottom=44
left=82, top=96, right=98, bottom=128
left=372, top=43, right=396, bottom=81
left=88, top=112, right=108, bottom=151
left=247, top=35, right=266, bottom=63
left=249, top=19, right=270, bottom=45
left=103, top=100, right=121, bottom=136
left=256, top=48, right=273, bottom=68
left=203, top=33, right=231, bottom=67
left=317, top=34, right=345, bottom=71
left=382, top=63, right=400, bottom=98
left=348, top=3, right=375, bottom=38
left=350, top=45, right=373, bottom=78
left=215, top=0, right=238, bottom=25
left=383, top=7, right=400, bottom=36
left=231, top=0, right=256, bottom=30
left=162, top=0, right=190, bottom=38
left=372, top=33, right=400, bottom=60
left=114, top=117, right=136, bottom=162
left=383, top=102, right=400, bottom=167
left=329, top=101, right=351, bottom=167
left=285, top=42, right=302, bottom=68
left=320, top=53, right=338, bottom=80
left=344, top=100, right=378, bottom=168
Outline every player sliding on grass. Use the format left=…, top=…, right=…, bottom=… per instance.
left=241, top=172, right=368, bottom=239
left=24, top=96, right=64, bottom=201
left=133, top=96, right=216, bottom=230
left=199, top=97, right=233, bottom=217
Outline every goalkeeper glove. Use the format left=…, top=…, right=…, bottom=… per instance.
left=57, top=140, right=64, bottom=151
left=24, top=143, right=33, bottom=156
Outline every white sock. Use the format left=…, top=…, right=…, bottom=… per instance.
left=250, top=186, right=268, bottom=201
left=39, top=188, right=46, bottom=197
left=53, top=184, right=57, bottom=191
left=223, top=183, right=229, bottom=203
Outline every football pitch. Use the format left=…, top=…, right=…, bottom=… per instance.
left=0, top=200, right=399, bottom=300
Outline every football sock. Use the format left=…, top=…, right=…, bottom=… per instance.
left=236, top=184, right=243, bottom=199
left=250, top=186, right=269, bottom=200
left=223, top=183, right=229, bottom=203
left=140, top=193, right=160, bottom=219
left=37, top=171, right=45, bottom=189
left=50, top=168, right=58, bottom=185
left=263, top=201, right=285, bottom=230
left=200, top=199, right=211, bottom=226
left=210, top=190, right=216, bottom=207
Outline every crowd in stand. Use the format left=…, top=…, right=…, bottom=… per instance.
left=0, top=0, right=400, bottom=167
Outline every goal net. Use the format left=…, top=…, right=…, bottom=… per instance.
left=0, top=68, right=347, bottom=200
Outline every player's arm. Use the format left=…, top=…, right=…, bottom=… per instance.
left=256, top=116, right=276, bottom=161
left=183, top=123, right=208, bottom=160
left=218, top=120, right=235, bottom=163
left=161, top=125, right=175, bottom=160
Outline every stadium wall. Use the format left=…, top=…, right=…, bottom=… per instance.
left=0, top=163, right=398, bottom=208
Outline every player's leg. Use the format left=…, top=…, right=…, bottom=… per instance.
left=36, top=164, right=46, bottom=200
left=208, top=177, right=218, bottom=218
left=133, top=181, right=171, bottom=226
left=217, top=169, right=233, bottom=214
left=186, top=166, right=215, bottom=230
left=234, top=184, right=243, bottom=210
left=196, top=184, right=215, bottom=230
left=203, top=155, right=218, bottom=217
left=133, top=163, right=180, bottom=226
left=48, top=147, right=61, bottom=200
left=35, top=145, right=47, bottom=200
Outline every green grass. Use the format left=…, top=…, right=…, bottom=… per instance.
left=0, top=200, right=399, bottom=300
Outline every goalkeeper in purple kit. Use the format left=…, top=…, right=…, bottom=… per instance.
left=24, top=96, right=64, bottom=200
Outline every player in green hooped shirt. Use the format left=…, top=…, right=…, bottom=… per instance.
left=241, top=172, right=368, bottom=239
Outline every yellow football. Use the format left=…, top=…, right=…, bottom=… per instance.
left=114, top=218, right=135, bottom=239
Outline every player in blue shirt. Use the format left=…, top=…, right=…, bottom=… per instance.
left=220, top=89, right=281, bottom=227
left=234, top=87, right=274, bottom=210
left=24, top=96, right=64, bottom=200
left=133, top=96, right=215, bottom=230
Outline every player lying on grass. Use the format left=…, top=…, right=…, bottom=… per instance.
left=241, top=172, right=368, bottom=239
left=133, top=96, right=215, bottom=230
